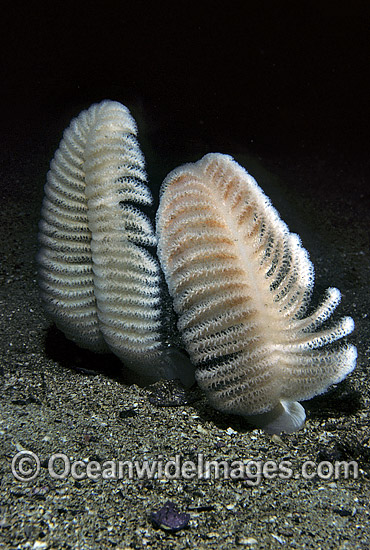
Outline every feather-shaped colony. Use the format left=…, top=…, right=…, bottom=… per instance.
left=156, top=153, right=357, bottom=433
left=37, top=101, right=356, bottom=433
left=37, top=100, right=193, bottom=383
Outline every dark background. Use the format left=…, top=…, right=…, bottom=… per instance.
left=3, top=1, right=369, bottom=170
left=1, top=0, right=369, bottom=358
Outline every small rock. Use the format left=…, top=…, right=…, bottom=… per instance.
left=206, top=532, right=220, bottom=538
left=271, top=533, right=285, bottom=544
left=236, top=536, right=258, bottom=546
left=151, top=500, right=190, bottom=532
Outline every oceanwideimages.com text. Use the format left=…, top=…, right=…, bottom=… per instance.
left=11, top=451, right=358, bottom=485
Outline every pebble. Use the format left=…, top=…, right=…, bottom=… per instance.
left=206, top=532, right=220, bottom=539
left=236, top=536, right=258, bottom=545
left=151, top=500, right=190, bottom=532
left=271, top=533, right=285, bottom=544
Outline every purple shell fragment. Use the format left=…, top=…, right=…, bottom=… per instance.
left=151, top=500, right=190, bottom=532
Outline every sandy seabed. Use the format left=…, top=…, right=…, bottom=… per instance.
left=0, top=132, right=369, bottom=550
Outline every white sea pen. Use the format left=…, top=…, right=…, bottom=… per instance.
left=37, top=100, right=194, bottom=384
left=156, top=153, right=356, bottom=433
